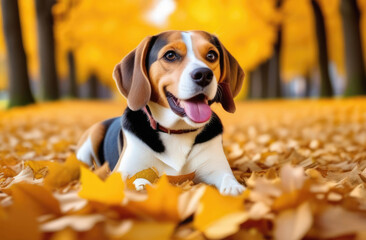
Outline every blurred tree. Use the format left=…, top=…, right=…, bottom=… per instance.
left=53, top=0, right=157, bottom=93
left=340, top=0, right=366, bottom=96
left=0, top=5, right=6, bottom=91
left=304, top=73, right=312, bottom=97
left=87, top=73, right=98, bottom=99
left=248, top=61, right=270, bottom=99
left=1, top=0, right=34, bottom=107
left=311, top=0, right=333, bottom=97
left=281, top=0, right=316, bottom=85
left=317, top=0, right=344, bottom=76
left=35, top=0, right=59, bottom=100
left=67, top=50, right=78, bottom=97
left=267, top=0, right=283, bottom=98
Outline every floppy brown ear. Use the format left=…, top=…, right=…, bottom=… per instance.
left=213, top=36, right=245, bottom=113
left=113, top=36, right=153, bottom=111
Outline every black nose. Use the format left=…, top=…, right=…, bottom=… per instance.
left=190, top=68, right=213, bottom=87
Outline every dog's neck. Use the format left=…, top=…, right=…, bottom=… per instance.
left=147, top=101, right=206, bottom=131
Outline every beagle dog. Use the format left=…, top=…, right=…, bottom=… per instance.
left=77, top=30, right=245, bottom=195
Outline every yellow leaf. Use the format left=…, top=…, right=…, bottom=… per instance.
left=10, top=182, right=61, bottom=216
left=78, top=166, right=124, bottom=205
left=107, top=220, right=175, bottom=240
left=25, top=160, right=53, bottom=179
left=126, top=168, right=159, bottom=190
left=44, top=154, right=82, bottom=190
left=127, top=175, right=182, bottom=221
left=193, top=186, right=249, bottom=239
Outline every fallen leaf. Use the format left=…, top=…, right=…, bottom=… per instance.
left=44, top=154, right=82, bottom=190
left=248, top=202, right=271, bottom=220
left=0, top=199, right=41, bottom=240
left=125, top=168, right=159, bottom=190
left=311, top=206, right=366, bottom=238
left=228, top=228, right=265, bottom=240
left=10, top=182, right=61, bottom=216
left=193, top=186, right=249, bottom=239
left=127, top=175, right=182, bottom=221
left=25, top=160, right=53, bottom=179
left=178, top=185, right=206, bottom=220
left=54, top=191, right=88, bottom=213
left=50, top=228, right=78, bottom=240
left=273, top=202, right=313, bottom=240
left=41, top=214, right=105, bottom=232
left=78, top=166, right=124, bottom=205
left=107, top=220, right=175, bottom=240
left=6, top=166, right=41, bottom=188
left=280, top=164, right=307, bottom=193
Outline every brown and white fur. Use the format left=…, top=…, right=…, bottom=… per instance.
left=77, top=30, right=245, bottom=195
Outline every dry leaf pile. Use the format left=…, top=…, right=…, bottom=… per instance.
left=0, top=99, right=366, bottom=240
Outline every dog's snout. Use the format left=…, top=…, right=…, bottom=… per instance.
left=190, top=68, right=213, bottom=87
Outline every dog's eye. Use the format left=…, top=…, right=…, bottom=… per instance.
left=206, top=50, right=218, bottom=62
left=164, top=51, right=178, bottom=62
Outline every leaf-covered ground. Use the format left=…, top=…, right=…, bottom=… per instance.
left=0, top=99, right=366, bottom=240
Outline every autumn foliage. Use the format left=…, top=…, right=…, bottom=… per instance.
left=1, top=0, right=366, bottom=97
left=0, top=99, right=366, bottom=239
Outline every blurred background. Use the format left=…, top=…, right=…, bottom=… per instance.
left=0, top=0, right=365, bottom=108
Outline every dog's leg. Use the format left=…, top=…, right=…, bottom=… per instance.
left=188, top=135, right=245, bottom=196
left=114, top=130, right=158, bottom=190
left=76, top=122, right=107, bottom=166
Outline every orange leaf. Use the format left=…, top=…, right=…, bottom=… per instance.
left=128, top=175, right=182, bottom=221
left=193, top=186, right=249, bottom=239
left=44, top=154, right=82, bottom=190
left=78, top=166, right=124, bottom=205
left=50, top=228, right=77, bottom=240
left=0, top=200, right=41, bottom=240
left=10, top=182, right=61, bottom=217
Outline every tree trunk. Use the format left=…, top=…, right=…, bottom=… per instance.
left=67, top=51, right=78, bottom=97
left=267, top=29, right=282, bottom=98
left=267, top=0, right=283, bottom=98
left=304, top=73, right=312, bottom=97
left=248, top=61, right=269, bottom=99
left=260, top=61, right=270, bottom=98
left=35, top=0, right=59, bottom=100
left=311, top=0, right=334, bottom=97
left=340, top=0, right=366, bottom=96
left=1, top=0, right=35, bottom=108
left=87, top=73, right=98, bottom=99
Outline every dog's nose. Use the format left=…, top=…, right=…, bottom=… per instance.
left=191, top=68, right=213, bottom=87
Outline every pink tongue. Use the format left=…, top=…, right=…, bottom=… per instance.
left=182, top=100, right=212, bottom=123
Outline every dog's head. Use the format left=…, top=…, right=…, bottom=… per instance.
left=113, top=30, right=244, bottom=127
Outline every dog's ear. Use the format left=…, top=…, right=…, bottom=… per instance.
left=212, top=36, right=245, bottom=113
left=113, top=36, right=153, bottom=111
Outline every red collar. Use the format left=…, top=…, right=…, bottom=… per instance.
left=142, top=106, right=199, bottom=134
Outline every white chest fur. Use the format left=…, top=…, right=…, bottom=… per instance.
left=119, top=126, right=201, bottom=177
left=155, top=130, right=200, bottom=174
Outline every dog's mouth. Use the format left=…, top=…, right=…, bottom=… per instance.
left=166, top=91, right=212, bottom=123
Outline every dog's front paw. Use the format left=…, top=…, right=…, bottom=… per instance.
left=219, top=174, right=245, bottom=196
left=133, top=178, right=152, bottom=191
